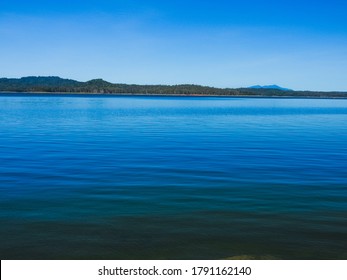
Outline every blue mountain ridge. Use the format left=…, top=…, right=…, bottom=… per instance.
left=249, top=85, right=292, bottom=91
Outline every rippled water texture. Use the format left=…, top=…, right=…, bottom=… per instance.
left=1, top=94, right=347, bottom=259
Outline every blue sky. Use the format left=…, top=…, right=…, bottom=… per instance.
left=1, top=0, right=347, bottom=91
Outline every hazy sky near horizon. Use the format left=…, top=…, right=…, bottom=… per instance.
left=1, top=0, right=347, bottom=91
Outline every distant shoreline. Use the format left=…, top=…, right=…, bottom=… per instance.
left=1, top=76, right=347, bottom=99
left=1, top=91, right=347, bottom=99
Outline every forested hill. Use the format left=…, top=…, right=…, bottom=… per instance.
left=1, top=76, right=347, bottom=98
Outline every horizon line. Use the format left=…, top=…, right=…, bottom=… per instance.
left=1, top=75, right=346, bottom=93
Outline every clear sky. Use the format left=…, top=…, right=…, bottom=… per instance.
left=1, top=0, right=347, bottom=91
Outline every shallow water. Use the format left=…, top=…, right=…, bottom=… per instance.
left=0, top=94, right=347, bottom=259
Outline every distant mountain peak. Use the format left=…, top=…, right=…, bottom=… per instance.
left=249, top=85, right=292, bottom=91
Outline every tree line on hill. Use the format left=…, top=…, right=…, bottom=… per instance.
left=0, top=76, right=346, bottom=98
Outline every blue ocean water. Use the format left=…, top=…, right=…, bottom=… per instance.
left=0, top=94, right=347, bottom=259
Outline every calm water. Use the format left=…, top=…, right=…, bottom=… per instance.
left=0, top=94, right=347, bottom=260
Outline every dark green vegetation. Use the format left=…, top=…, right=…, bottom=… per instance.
left=1, top=76, right=347, bottom=97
